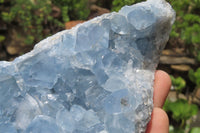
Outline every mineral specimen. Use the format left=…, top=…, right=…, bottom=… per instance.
left=0, top=0, right=175, bottom=132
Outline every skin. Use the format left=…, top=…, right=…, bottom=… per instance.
left=145, top=70, right=171, bottom=133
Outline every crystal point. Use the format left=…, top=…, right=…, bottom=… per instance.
left=0, top=1, right=175, bottom=133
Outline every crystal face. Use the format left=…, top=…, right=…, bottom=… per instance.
left=0, top=0, right=175, bottom=133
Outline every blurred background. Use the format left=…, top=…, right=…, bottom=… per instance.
left=0, top=0, right=200, bottom=132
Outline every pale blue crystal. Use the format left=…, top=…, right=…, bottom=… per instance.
left=25, top=115, right=61, bottom=133
left=0, top=0, right=175, bottom=133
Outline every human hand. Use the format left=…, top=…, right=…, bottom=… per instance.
left=145, top=70, right=171, bottom=133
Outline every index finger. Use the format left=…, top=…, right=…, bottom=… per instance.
left=153, top=70, right=171, bottom=108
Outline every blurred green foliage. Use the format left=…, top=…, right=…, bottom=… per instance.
left=164, top=99, right=198, bottom=133
left=189, top=68, right=200, bottom=88
left=166, top=0, right=200, bottom=62
left=111, top=0, right=143, bottom=11
left=0, top=35, right=5, bottom=43
left=0, top=0, right=90, bottom=45
left=52, top=0, right=90, bottom=21
left=1, top=0, right=57, bottom=44
left=170, top=75, right=186, bottom=93
left=166, top=68, right=200, bottom=132
left=190, top=127, right=200, bottom=133
left=167, top=70, right=200, bottom=132
left=164, top=99, right=198, bottom=122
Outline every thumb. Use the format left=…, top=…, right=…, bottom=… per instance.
left=145, top=107, right=169, bottom=133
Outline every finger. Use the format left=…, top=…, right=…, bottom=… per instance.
left=153, top=70, right=171, bottom=108
left=145, top=107, right=169, bottom=133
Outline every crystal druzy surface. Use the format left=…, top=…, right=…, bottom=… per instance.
left=0, top=0, right=175, bottom=133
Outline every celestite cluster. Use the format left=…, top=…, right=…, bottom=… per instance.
left=0, top=0, right=175, bottom=132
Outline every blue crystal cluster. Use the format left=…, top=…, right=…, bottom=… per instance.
left=0, top=0, right=175, bottom=132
